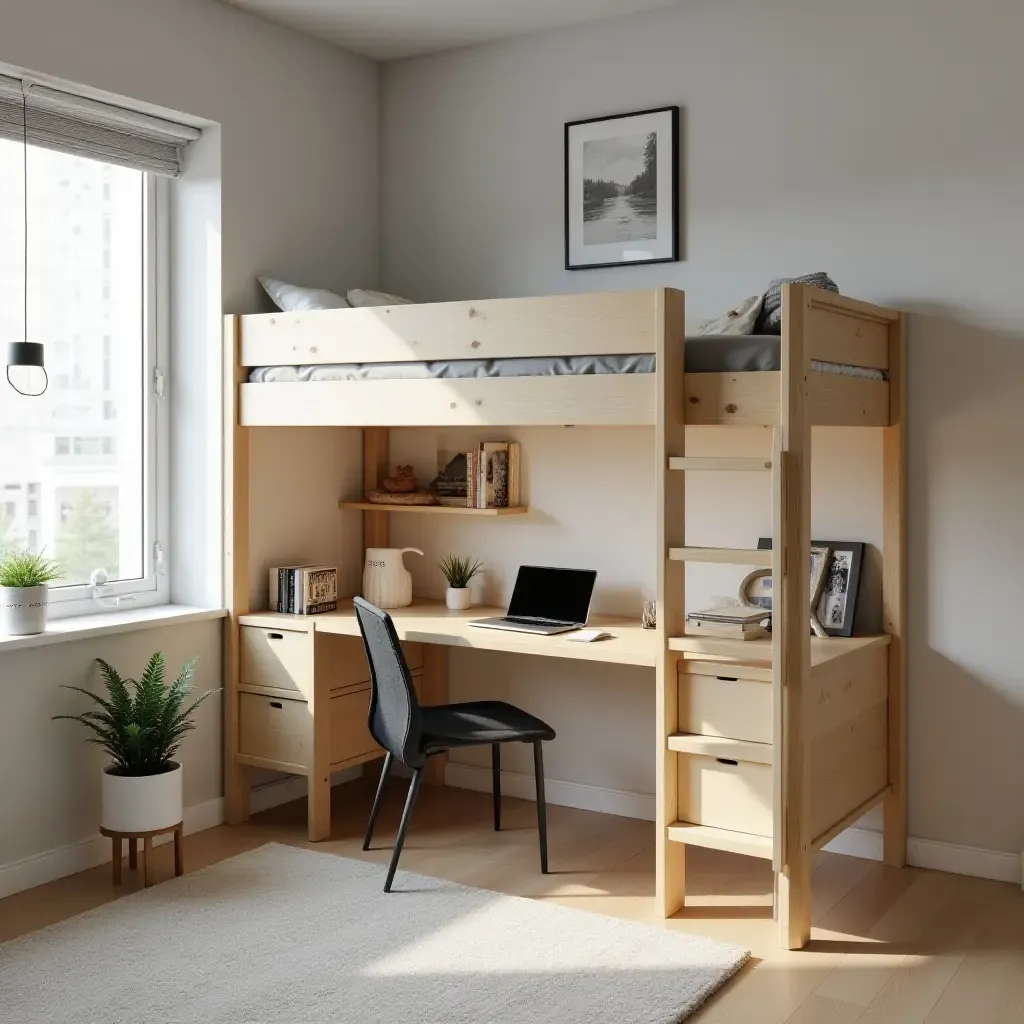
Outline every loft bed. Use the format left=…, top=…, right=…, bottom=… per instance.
left=222, top=283, right=906, bottom=951
left=231, top=287, right=893, bottom=428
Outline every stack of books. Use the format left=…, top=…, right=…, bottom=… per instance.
left=467, top=441, right=521, bottom=509
left=268, top=564, right=338, bottom=614
left=686, top=605, right=771, bottom=641
left=432, top=453, right=470, bottom=507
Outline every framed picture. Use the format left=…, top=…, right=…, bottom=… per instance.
left=564, top=106, right=679, bottom=270
left=756, top=539, right=865, bottom=637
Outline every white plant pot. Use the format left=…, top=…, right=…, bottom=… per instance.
left=0, top=584, right=48, bottom=636
left=446, top=586, right=472, bottom=611
left=101, top=762, right=183, bottom=833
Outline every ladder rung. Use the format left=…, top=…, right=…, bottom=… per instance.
left=668, top=457, right=772, bottom=472
left=668, top=547, right=772, bottom=566
left=667, top=733, right=773, bottom=765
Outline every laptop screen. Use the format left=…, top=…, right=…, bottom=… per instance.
left=506, top=566, right=597, bottom=623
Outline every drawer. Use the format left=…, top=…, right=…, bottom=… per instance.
left=240, top=626, right=312, bottom=699
left=677, top=752, right=773, bottom=836
left=239, top=693, right=312, bottom=768
left=316, top=634, right=424, bottom=694
left=678, top=671, right=772, bottom=745
left=329, top=688, right=378, bottom=766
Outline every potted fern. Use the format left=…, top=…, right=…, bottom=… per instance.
left=0, top=550, right=61, bottom=636
left=54, top=653, right=217, bottom=834
left=439, top=554, right=483, bottom=610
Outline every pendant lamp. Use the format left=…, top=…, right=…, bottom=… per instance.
left=6, top=84, right=47, bottom=397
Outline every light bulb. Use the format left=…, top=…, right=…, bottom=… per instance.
left=6, top=363, right=47, bottom=397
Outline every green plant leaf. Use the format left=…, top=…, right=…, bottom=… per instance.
left=0, top=549, right=62, bottom=587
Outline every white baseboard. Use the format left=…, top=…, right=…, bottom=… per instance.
left=444, top=762, right=655, bottom=821
left=825, top=827, right=1022, bottom=884
left=0, top=766, right=365, bottom=901
left=249, top=767, right=363, bottom=815
left=0, top=796, right=223, bottom=901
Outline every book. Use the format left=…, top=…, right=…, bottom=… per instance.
left=479, top=442, right=510, bottom=508
left=687, top=605, right=772, bottom=625
left=686, top=606, right=770, bottom=640
left=507, top=442, right=521, bottom=507
left=466, top=450, right=478, bottom=508
left=267, top=563, right=336, bottom=614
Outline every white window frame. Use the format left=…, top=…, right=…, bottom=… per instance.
left=47, top=173, right=169, bottom=619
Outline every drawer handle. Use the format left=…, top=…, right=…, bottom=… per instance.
left=267, top=632, right=284, bottom=640
left=269, top=701, right=283, bottom=709
left=716, top=758, right=739, bottom=767
left=716, top=676, right=738, bottom=682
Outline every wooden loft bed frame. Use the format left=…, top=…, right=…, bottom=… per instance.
left=222, top=283, right=906, bottom=950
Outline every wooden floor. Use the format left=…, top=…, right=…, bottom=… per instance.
left=3, top=773, right=1023, bottom=1023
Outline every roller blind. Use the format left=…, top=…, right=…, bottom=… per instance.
left=0, top=75, right=200, bottom=177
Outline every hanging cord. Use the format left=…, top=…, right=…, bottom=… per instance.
left=8, top=84, right=47, bottom=397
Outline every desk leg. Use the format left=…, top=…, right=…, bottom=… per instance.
left=307, top=770, right=331, bottom=841
left=421, top=645, right=447, bottom=787
left=225, top=759, right=251, bottom=825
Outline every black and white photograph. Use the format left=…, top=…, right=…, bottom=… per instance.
left=565, top=106, right=678, bottom=270
left=758, top=538, right=865, bottom=637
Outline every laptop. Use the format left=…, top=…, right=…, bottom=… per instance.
left=469, top=566, right=597, bottom=636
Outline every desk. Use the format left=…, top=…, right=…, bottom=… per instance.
left=232, top=599, right=655, bottom=840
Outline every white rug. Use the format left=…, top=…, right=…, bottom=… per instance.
left=1, top=843, right=748, bottom=1023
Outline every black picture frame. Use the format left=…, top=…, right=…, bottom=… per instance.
left=564, top=106, right=679, bottom=271
left=756, top=538, right=865, bottom=638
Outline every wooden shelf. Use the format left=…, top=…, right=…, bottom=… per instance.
left=666, top=821, right=774, bottom=860
left=340, top=501, right=528, bottom=516
left=668, top=632, right=890, bottom=666
left=667, top=733, right=773, bottom=766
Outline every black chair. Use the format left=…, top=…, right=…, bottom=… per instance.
left=353, top=596, right=556, bottom=892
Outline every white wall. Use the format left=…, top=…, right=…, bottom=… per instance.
left=381, top=0, right=1024, bottom=854
left=0, top=0, right=378, bottom=878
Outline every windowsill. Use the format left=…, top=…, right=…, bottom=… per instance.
left=0, top=605, right=227, bottom=654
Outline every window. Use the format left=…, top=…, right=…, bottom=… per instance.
left=0, top=140, right=167, bottom=616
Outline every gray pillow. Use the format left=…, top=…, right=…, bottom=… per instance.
left=756, top=272, right=838, bottom=333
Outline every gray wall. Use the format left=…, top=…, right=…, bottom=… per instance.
left=0, top=0, right=378, bottom=876
left=382, top=0, right=1024, bottom=854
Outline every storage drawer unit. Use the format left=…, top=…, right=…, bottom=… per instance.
left=240, top=625, right=312, bottom=698
left=677, top=751, right=773, bottom=837
left=238, top=692, right=312, bottom=769
left=329, top=688, right=378, bottom=766
left=677, top=669, right=772, bottom=745
left=316, top=633, right=424, bottom=694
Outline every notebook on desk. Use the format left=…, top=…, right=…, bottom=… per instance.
left=469, top=566, right=597, bottom=636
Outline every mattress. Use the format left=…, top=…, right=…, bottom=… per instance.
left=248, top=336, right=886, bottom=383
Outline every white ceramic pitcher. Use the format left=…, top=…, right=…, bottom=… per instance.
left=362, top=547, right=423, bottom=609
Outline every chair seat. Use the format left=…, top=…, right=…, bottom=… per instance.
left=420, top=701, right=556, bottom=752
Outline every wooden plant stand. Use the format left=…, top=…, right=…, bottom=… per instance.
left=100, top=822, right=183, bottom=887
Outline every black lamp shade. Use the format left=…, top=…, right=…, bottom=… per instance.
left=7, top=341, right=45, bottom=368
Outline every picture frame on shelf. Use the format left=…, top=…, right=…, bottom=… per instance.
left=564, top=106, right=679, bottom=270
left=755, top=538, right=865, bottom=637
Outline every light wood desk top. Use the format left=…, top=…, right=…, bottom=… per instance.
left=238, top=599, right=659, bottom=668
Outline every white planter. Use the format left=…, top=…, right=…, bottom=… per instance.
left=0, top=584, right=48, bottom=636
left=446, top=586, right=472, bottom=611
left=101, top=762, right=183, bottom=833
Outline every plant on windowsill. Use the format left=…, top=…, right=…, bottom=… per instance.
left=53, top=653, right=219, bottom=835
left=0, top=549, right=62, bottom=636
left=438, top=554, right=483, bottom=611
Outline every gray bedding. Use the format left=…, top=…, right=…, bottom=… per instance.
left=248, top=335, right=885, bottom=383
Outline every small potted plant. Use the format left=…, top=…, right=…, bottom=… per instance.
left=439, top=554, right=483, bottom=611
left=54, top=653, right=218, bottom=835
left=0, top=549, right=61, bottom=636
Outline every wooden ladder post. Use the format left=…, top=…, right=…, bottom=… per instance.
left=776, top=285, right=813, bottom=950
left=655, top=288, right=687, bottom=917
left=882, top=313, right=907, bottom=866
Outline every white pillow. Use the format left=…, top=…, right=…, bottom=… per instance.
left=346, top=288, right=413, bottom=307
left=259, top=277, right=349, bottom=312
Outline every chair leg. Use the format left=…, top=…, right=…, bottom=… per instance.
left=492, top=743, right=501, bottom=831
left=363, top=752, right=393, bottom=851
left=533, top=740, right=549, bottom=874
left=384, top=767, right=424, bottom=893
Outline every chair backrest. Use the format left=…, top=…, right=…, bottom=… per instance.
left=352, top=597, right=425, bottom=768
